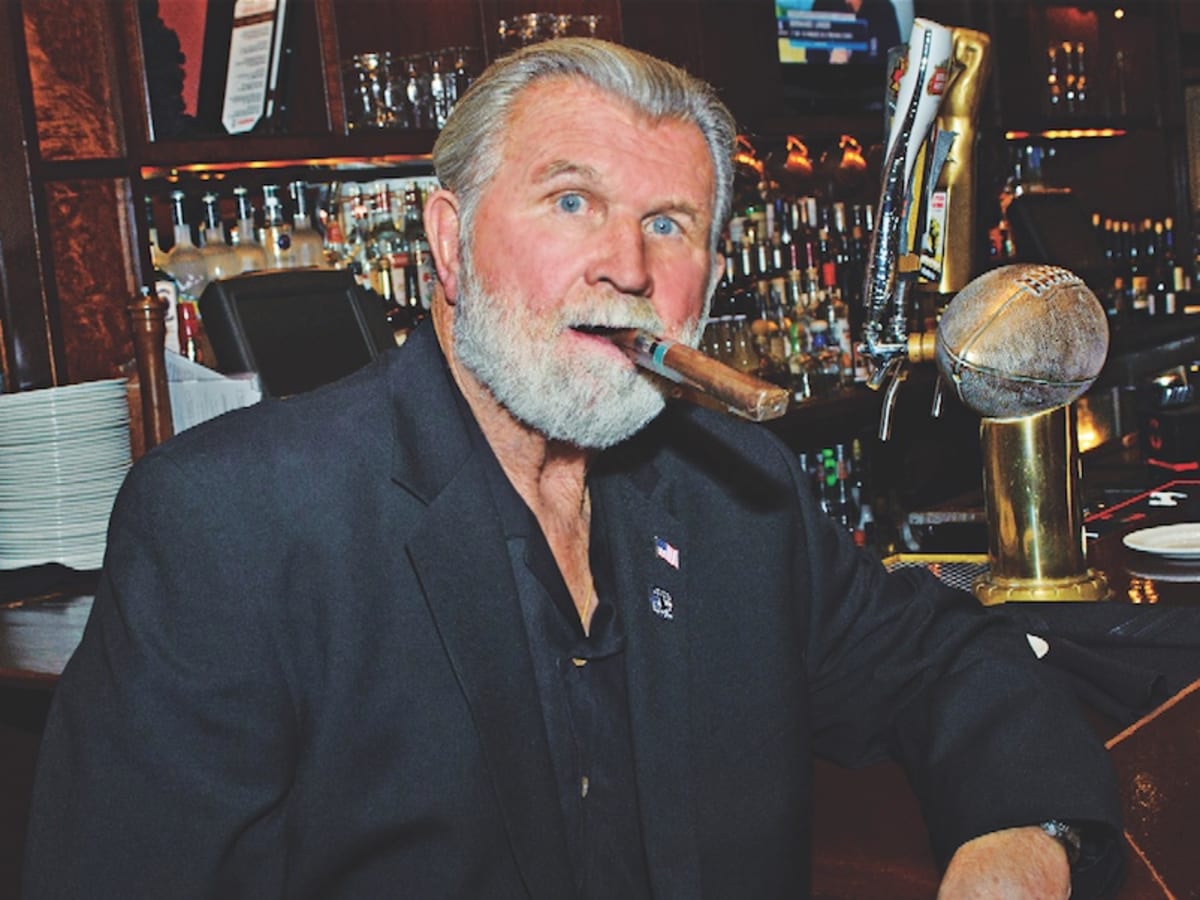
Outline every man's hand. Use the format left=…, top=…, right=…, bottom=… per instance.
left=938, top=825, right=1071, bottom=899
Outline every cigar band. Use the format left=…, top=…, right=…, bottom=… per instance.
left=644, top=335, right=674, bottom=375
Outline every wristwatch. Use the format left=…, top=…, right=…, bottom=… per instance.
left=1040, top=820, right=1083, bottom=866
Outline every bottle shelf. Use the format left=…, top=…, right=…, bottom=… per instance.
left=137, top=131, right=439, bottom=179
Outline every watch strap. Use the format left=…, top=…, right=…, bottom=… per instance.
left=1040, top=819, right=1083, bottom=866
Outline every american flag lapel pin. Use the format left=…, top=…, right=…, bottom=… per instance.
left=654, top=536, right=680, bottom=569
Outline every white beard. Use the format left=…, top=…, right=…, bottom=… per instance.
left=452, top=259, right=701, bottom=449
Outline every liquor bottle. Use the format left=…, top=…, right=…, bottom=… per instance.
left=404, top=58, right=433, bottom=129
left=1151, top=220, right=1175, bottom=315
left=830, top=202, right=861, bottom=310
left=145, top=195, right=179, bottom=354
left=850, top=438, right=875, bottom=548
left=818, top=446, right=844, bottom=525
left=366, top=182, right=416, bottom=336
left=230, top=186, right=268, bottom=273
left=1161, top=217, right=1190, bottom=301
left=703, top=244, right=738, bottom=363
left=428, top=54, right=449, bottom=129
left=289, top=180, right=327, bottom=268
left=164, top=190, right=209, bottom=302
left=1074, top=42, right=1088, bottom=113
left=798, top=201, right=821, bottom=304
left=451, top=46, right=472, bottom=109
left=775, top=197, right=792, bottom=249
left=199, top=192, right=240, bottom=282
left=833, top=443, right=853, bottom=532
left=728, top=315, right=759, bottom=375
left=322, top=208, right=347, bottom=270
left=1128, top=220, right=1150, bottom=317
left=333, top=183, right=371, bottom=285
left=806, top=321, right=841, bottom=397
left=1143, top=218, right=1162, bottom=315
left=402, top=183, right=436, bottom=312
left=176, top=299, right=216, bottom=365
left=144, top=195, right=169, bottom=272
left=261, top=184, right=296, bottom=269
left=821, top=278, right=854, bottom=385
left=1061, top=41, right=1077, bottom=115
left=1046, top=44, right=1062, bottom=114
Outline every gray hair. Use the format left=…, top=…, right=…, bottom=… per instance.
left=432, top=38, right=736, bottom=255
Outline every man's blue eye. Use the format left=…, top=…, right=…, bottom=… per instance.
left=557, top=194, right=584, bottom=213
left=650, top=215, right=678, bottom=235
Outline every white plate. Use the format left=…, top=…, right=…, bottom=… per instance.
left=0, top=379, right=126, bottom=413
left=1122, top=523, right=1200, bottom=559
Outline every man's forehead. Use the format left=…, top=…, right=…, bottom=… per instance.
left=497, top=78, right=714, bottom=193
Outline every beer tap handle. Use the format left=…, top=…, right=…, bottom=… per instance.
left=859, top=18, right=954, bottom=440
left=930, top=373, right=945, bottom=419
left=878, top=358, right=909, bottom=441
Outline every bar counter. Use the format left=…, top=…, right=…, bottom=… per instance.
left=2, top=443, right=1199, bottom=898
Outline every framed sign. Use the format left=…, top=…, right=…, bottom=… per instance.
left=196, top=0, right=291, bottom=135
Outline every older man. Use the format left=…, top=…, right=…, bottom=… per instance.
left=26, top=39, right=1120, bottom=899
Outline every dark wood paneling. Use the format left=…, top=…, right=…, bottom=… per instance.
left=621, top=0, right=707, bottom=79
left=334, top=0, right=486, bottom=59
left=694, top=0, right=780, bottom=132
left=22, top=0, right=125, bottom=161
left=315, top=0, right=349, bottom=135
left=42, top=179, right=139, bottom=382
left=0, top=2, right=55, bottom=390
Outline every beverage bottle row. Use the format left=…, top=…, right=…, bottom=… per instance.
left=701, top=195, right=874, bottom=404
left=323, top=179, right=438, bottom=337
left=148, top=177, right=438, bottom=359
left=1044, top=40, right=1090, bottom=118
left=1092, top=214, right=1193, bottom=318
left=797, top=439, right=875, bottom=549
left=153, top=181, right=328, bottom=292
left=149, top=181, right=330, bottom=363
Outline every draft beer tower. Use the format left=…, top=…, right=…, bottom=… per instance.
left=859, top=20, right=1110, bottom=603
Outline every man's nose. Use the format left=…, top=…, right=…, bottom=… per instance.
left=589, top=219, right=652, bottom=296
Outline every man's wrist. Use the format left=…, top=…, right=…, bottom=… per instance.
left=1040, top=820, right=1083, bottom=867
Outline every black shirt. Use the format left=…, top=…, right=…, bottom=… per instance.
left=470, top=411, right=653, bottom=899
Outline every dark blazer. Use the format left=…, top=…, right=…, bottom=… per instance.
left=25, top=325, right=1120, bottom=898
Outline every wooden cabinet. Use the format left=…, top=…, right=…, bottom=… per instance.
left=984, top=1, right=1192, bottom=227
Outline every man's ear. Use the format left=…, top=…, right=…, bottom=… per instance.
left=424, top=188, right=463, bottom=302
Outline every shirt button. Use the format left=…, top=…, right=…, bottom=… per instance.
left=580, top=775, right=590, bottom=798
left=571, top=657, right=587, bottom=667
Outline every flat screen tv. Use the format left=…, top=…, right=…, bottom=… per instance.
left=198, top=269, right=396, bottom=398
left=776, top=0, right=916, bottom=112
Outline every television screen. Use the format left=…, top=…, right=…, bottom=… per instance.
left=777, top=0, right=915, bottom=66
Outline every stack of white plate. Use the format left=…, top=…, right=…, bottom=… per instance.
left=0, top=379, right=131, bottom=571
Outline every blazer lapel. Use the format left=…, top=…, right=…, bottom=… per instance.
left=593, top=465, right=701, bottom=900
left=387, top=328, right=574, bottom=898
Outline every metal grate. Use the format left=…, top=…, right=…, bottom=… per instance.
left=883, top=555, right=990, bottom=594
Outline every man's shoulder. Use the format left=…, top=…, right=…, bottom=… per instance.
left=156, top=352, right=396, bottom=460
left=658, top=400, right=795, bottom=465
left=602, top=400, right=799, bottom=499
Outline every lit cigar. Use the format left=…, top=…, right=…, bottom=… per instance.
left=610, top=329, right=790, bottom=422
